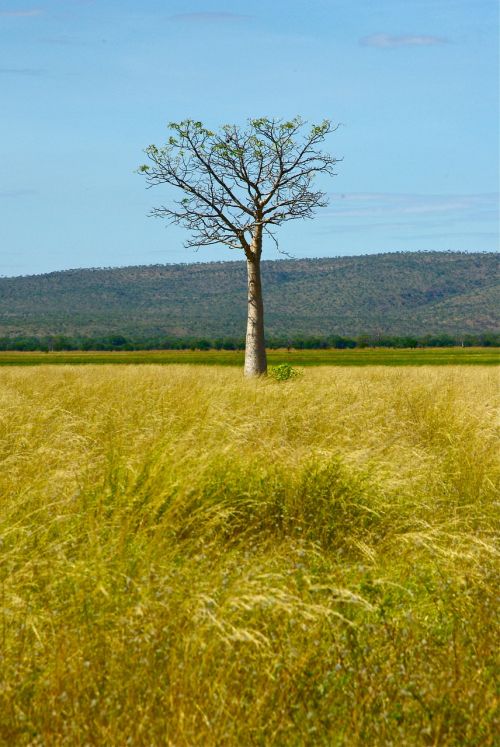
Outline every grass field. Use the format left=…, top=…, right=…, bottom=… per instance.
left=0, top=347, right=498, bottom=366
left=1, top=364, right=498, bottom=745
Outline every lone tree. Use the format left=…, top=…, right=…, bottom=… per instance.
left=140, top=117, right=339, bottom=376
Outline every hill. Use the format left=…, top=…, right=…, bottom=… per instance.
left=0, top=251, right=498, bottom=339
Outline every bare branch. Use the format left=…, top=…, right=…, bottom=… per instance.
left=139, top=117, right=340, bottom=257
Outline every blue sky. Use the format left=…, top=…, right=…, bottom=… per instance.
left=0, top=0, right=498, bottom=276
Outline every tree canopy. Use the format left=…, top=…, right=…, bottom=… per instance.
left=139, top=117, right=340, bottom=257
left=139, top=116, right=341, bottom=375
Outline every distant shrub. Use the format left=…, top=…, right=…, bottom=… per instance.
left=268, top=363, right=301, bottom=381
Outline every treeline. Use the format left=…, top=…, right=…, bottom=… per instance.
left=1, top=332, right=498, bottom=352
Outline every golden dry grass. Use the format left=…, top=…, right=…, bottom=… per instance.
left=0, top=365, right=498, bottom=745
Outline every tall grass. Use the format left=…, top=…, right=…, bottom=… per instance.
left=0, top=366, right=498, bottom=745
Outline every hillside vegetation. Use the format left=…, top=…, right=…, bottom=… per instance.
left=0, top=365, right=498, bottom=745
left=0, top=251, right=497, bottom=338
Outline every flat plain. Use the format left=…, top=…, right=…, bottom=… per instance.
left=1, top=363, right=498, bottom=745
left=0, top=346, right=498, bottom=366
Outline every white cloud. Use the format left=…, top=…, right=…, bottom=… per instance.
left=170, top=12, right=251, bottom=23
left=360, top=33, right=448, bottom=48
left=0, top=8, right=42, bottom=16
left=327, top=193, right=497, bottom=220
left=0, top=189, right=37, bottom=197
left=0, top=67, right=43, bottom=75
left=318, top=193, right=499, bottom=243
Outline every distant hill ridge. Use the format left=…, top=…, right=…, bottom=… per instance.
left=0, top=251, right=498, bottom=338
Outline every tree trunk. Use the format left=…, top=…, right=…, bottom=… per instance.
left=244, top=228, right=267, bottom=376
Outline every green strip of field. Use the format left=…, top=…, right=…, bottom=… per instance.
left=0, top=348, right=498, bottom=366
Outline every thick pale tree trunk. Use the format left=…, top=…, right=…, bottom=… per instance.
left=244, top=226, right=267, bottom=377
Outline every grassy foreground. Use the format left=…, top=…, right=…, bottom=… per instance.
left=0, top=347, right=498, bottom=367
left=0, top=365, right=498, bottom=745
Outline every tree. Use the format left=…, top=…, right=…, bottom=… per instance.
left=139, top=117, right=339, bottom=376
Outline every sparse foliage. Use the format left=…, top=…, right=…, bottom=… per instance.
left=140, top=117, right=338, bottom=252
left=140, top=117, right=340, bottom=375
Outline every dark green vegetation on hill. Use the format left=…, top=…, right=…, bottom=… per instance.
left=1, top=251, right=498, bottom=339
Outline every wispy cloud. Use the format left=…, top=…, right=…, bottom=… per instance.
left=401, top=231, right=499, bottom=241
left=360, top=33, right=448, bottom=48
left=0, top=8, right=42, bottom=16
left=328, top=193, right=497, bottom=220
left=316, top=193, right=499, bottom=243
left=170, top=12, right=251, bottom=23
left=0, top=67, right=43, bottom=75
left=0, top=189, right=38, bottom=197
left=41, top=35, right=90, bottom=46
